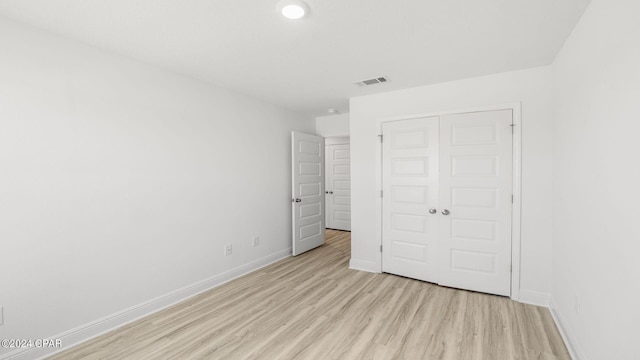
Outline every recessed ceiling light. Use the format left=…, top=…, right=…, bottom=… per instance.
left=276, top=0, right=310, bottom=20
left=328, top=109, right=339, bottom=114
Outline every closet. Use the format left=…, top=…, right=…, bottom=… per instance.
left=381, top=109, right=513, bottom=296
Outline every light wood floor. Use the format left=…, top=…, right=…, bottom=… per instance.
left=50, top=230, right=569, bottom=360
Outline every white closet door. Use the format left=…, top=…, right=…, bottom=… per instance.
left=381, top=117, right=440, bottom=283
left=438, top=110, right=513, bottom=296
left=380, top=110, right=514, bottom=297
left=326, top=143, right=351, bottom=231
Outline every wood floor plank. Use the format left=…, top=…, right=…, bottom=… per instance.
left=49, top=230, right=569, bottom=360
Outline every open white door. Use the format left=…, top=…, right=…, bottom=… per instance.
left=292, top=131, right=325, bottom=256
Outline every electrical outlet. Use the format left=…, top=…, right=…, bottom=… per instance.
left=252, top=236, right=260, bottom=247
left=224, top=244, right=232, bottom=256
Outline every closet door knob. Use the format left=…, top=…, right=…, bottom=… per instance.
left=429, top=208, right=437, bottom=214
left=441, top=209, right=450, bottom=215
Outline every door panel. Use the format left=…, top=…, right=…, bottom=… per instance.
left=438, top=110, right=513, bottom=296
left=292, top=132, right=325, bottom=256
left=325, top=143, right=351, bottom=231
left=382, top=117, right=440, bottom=283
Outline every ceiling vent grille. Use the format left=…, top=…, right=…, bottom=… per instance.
left=354, top=77, right=389, bottom=87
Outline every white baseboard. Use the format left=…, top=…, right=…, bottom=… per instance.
left=349, top=258, right=380, bottom=273
left=1, top=248, right=292, bottom=360
left=549, top=300, right=587, bottom=360
left=518, top=290, right=551, bottom=307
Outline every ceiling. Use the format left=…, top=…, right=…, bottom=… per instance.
left=0, top=0, right=590, bottom=118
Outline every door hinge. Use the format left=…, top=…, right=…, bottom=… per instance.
left=380, top=245, right=383, bottom=252
left=510, top=264, right=513, bottom=273
left=380, top=190, right=383, bottom=198
left=378, top=134, right=383, bottom=143
left=511, top=194, right=514, bottom=203
left=510, top=123, right=515, bottom=133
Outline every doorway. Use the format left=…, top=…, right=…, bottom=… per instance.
left=325, top=137, right=351, bottom=231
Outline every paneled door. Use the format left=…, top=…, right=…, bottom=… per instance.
left=382, top=117, right=440, bottom=283
left=291, top=132, right=325, bottom=256
left=438, top=110, right=513, bottom=296
left=325, top=142, right=351, bottom=231
left=381, top=110, right=513, bottom=296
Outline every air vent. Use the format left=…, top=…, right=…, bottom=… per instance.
left=354, top=76, right=389, bottom=87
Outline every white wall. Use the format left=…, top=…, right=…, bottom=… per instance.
left=349, top=67, right=554, bottom=303
left=315, top=113, right=350, bottom=137
left=0, top=17, right=314, bottom=358
left=551, top=0, right=640, bottom=359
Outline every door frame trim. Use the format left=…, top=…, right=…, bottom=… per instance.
left=374, top=103, right=522, bottom=301
left=325, top=136, right=350, bottom=146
